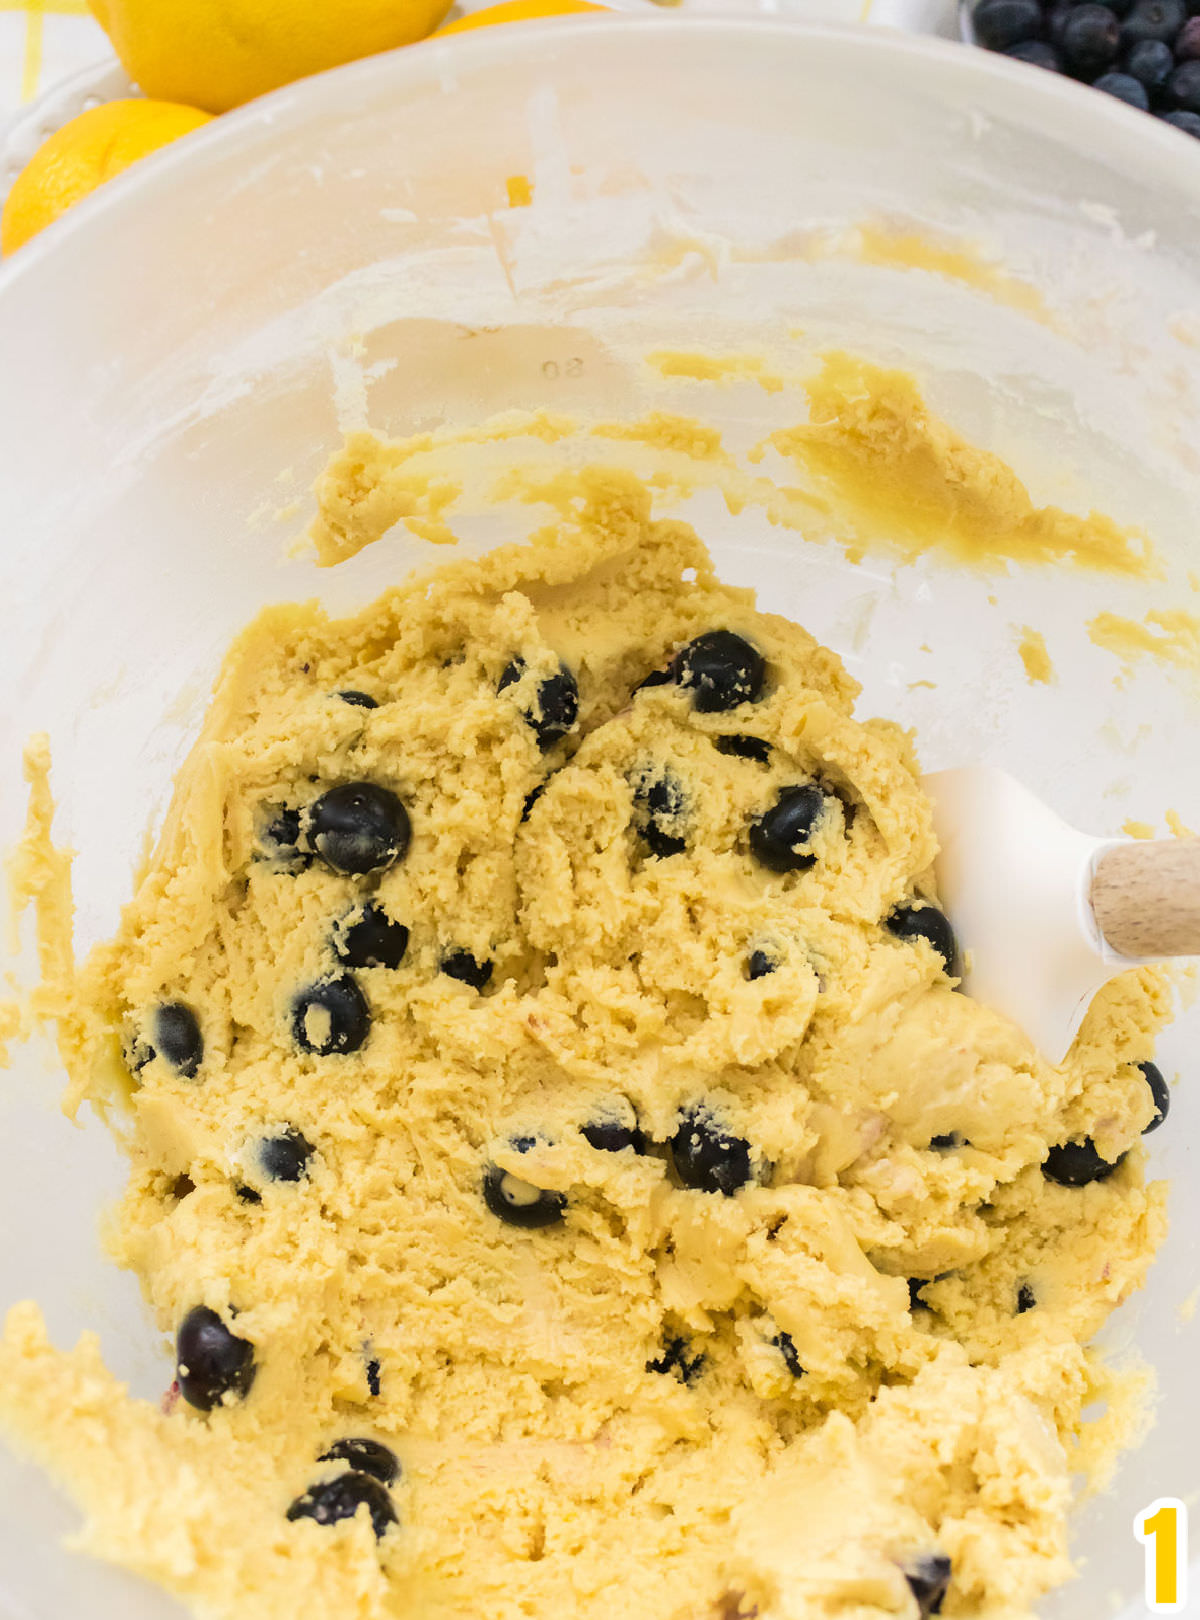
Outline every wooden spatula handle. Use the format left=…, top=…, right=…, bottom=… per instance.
left=1091, top=838, right=1200, bottom=957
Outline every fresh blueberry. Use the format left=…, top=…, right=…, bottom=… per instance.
left=775, top=1331, right=804, bottom=1378
left=749, top=784, right=828, bottom=873
left=333, top=903, right=409, bottom=971
left=176, top=1305, right=256, bottom=1411
left=306, top=783, right=410, bottom=877
left=498, top=659, right=579, bottom=751
left=1006, top=38, right=1064, bottom=64
left=1125, top=37, right=1175, bottom=93
left=1043, top=1137, right=1125, bottom=1185
left=633, top=769, right=688, bottom=859
left=582, top=1109, right=647, bottom=1154
left=1095, top=67, right=1152, bottom=101
left=336, top=690, right=378, bottom=709
left=318, top=1438, right=399, bottom=1486
left=1046, top=1, right=1075, bottom=42
left=1139, top=1060, right=1170, bottom=1132
left=671, top=1108, right=756, bottom=1195
left=1170, top=58, right=1200, bottom=108
left=1094, top=0, right=1135, bottom=14
left=746, top=948, right=779, bottom=980
left=930, top=1132, right=965, bottom=1150
left=1060, top=3, right=1122, bottom=73
left=1017, top=1283, right=1037, bottom=1313
left=674, top=630, right=766, bottom=713
left=366, top=1358, right=382, bottom=1398
left=482, top=1153, right=566, bottom=1228
left=713, top=734, right=772, bottom=764
left=440, top=950, right=492, bottom=990
left=903, top=1554, right=952, bottom=1617
left=646, top=1336, right=705, bottom=1383
left=260, top=805, right=309, bottom=867
left=1160, top=106, right=1200, bottom=129
left=1122, top=0, right=1185, bottom=43
left=287, top=1473, right=396, bottom=1540
left=151, top=1002, right=204, bottom=1078
left=1177, top=14, right=1200, bottom=53
left=292, top=976, right=370, bottom=1056
left=973, top=0, right=1042, bottom=47
left=259, top=1128, right=314, bottom=1183
left=885, top=904, right=958, bottom=973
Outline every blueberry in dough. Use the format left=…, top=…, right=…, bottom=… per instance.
left=582, top=1112, right=647, bottom=1154
left=674, top=630, right=765, bottom=713
left=646, top=1336, right=705, bottom=1383
left=908, top=1278, right=930, bottom=1312
left=713, top=734, right=771, bottom=764
left=306, top=783, right=410, bottom=877
left=318, top=1437, right=400, bottom=1486
left=259, top=1128, right=314, bottom=1183
left=365, top=1357, right=381, bottom=1398
left=482, top=1153, right=566, bottom=1228
left=775, top=1331, right=804, bottom=1378
left=440, top=950, right=493, bottom=990
left=287, top=1472, right=397, bottom=1540
left=886, top=904, right=958, bottom=973
left=146, top=1002, right=204, bottom=1078
left=633, top=769, right=688, bottom=859
left=746, top=948, right=779, bottom=980
left=176, top=1306, right=256, bottom=1411
left=929, top=1132, right=964, bottom=1150
left=336, top=690, right=378, bottom=709
left=634, top=665, right=675, bottom=692
left=903, top=1553, right=952, bottom=1617
left=292, top=977, right=370, bottom=1055
left=520, top=783, right=546, bottom=822
left=670, top=1108, right=755, bottom=1196
left=1016, top=1283, right=1036, bottom=1314
left=498, top=658, right=579, bottom=751
left=259, top=805, right=309, bottom=867
left=333, top=903, right=409, bottom=971
left=749, top=785, right=828, bottom=873
left=235, top=1184, right=262, bottom=1205
left=1042, top=1138, right=1125, bottom=1186
left=1139, top=1060, right=1170, bottom=1132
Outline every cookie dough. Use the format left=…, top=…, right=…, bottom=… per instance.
left=0, top=467, right=1171, bottom=1620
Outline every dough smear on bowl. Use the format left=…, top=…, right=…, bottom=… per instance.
left=0, top=466, right=1170, bottom=1620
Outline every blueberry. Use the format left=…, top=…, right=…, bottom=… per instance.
left=306, top=783, right=410, bottom=877
left=1122, top=0, right=1185, bottom=43
left=1017, top=1283, right=1037, bottom=1313
left=1178, top=14, right=1200, bottom=53
left=287, top=1472, right=396, bottom=1540
left=973, top=0, right=1042, bottom=47
left=713, top=734, right=772, bottom=764
left=292, top=976, right=370, bottom=1055
left=671, top=1107, right=756, bottom=1195
left=746, top=948, right=779, bottom=980
left=440, top=949, right=492, bottom=990
left=318, top=1438, right=399, bottom=1486
left=930, top=1132, right=965, bottom=1150
left=259, top=1127, right=314, bottom=1183
left=1139, top=1060, right=1170, bottom=1132
left=1043, top=1137, right=1125, bottom=1185
left=908, top=1278, right=931, bottom=1311
left=1046, top=1, right=1075, bottom=42
left=903, top=1554, right=952, bottom=1617
left=646, top=1336, right=705, bottom=1383
left=333, top=903, right=409, bottom=971
left=635, top=665, right=675, bottom=692
left=176, top=1305, right=256, bottom=1411
left=336, top=690, right=378, bottom=709
left=153, top=1002, right=203, bottom=1078
left=674, top=630, right=766, bottom=713
left=1169, top=58, right=1200, bottom=108
left=482, top=1156, right=566, bottom=1228
left=366, top=1358, right=382, bottom=1397
left=1006, top=38, right=1064, bottom=64
left=1094, top=67, right=1152, bottom=101
left=1125, top=37, right=1175, bottom=92
left=260, top=805, right=308, bottom=866
left=582, top=1111, right=647, bottom=1153
left=885, top=904, right=958, bottom=973
left=775, top=1331, right=804, bottom=1378
left=498, top=659, right=579, bottom=751
left=1161, top=106, right=1200, bottom=129
left=749, top=784, right=829, bottom=873
left=520, top=783, right=546, bottom=822
left=235, top=1184, right=262, bottom=1205
left=1060, top=3, right=1122, bottom=73
left=633, top=769, right=688, bottom=859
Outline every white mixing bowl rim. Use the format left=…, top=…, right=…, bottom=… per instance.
left=2, top=15, right=1200, bottom=303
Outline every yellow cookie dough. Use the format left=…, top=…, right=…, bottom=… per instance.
left=0, top=468, right=1171, bottom=1620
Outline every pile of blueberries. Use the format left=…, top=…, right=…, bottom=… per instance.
left=971, top=0, right=1200, bottom=136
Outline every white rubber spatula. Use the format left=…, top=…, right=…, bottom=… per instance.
left=925, top=765, right=1200, bottom=1063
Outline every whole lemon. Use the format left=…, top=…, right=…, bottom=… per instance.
left=437, top=0, right=607, bottom=32
left=1, top=98, right=213, bottom=256
left=87, top=0, right=453, bottom=114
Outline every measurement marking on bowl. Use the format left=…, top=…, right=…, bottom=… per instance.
left=1135, top=1497, right=1188, bottom=1611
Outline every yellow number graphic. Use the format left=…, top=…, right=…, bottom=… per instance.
left=1135, top=1498, right=1188, bottom=1612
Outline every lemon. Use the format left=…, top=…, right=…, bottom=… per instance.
left=87, top=0, right=453, bottom=114
left=1, top=98, right=212, bottom=256
left=437, top=0, right=608, bottom=32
